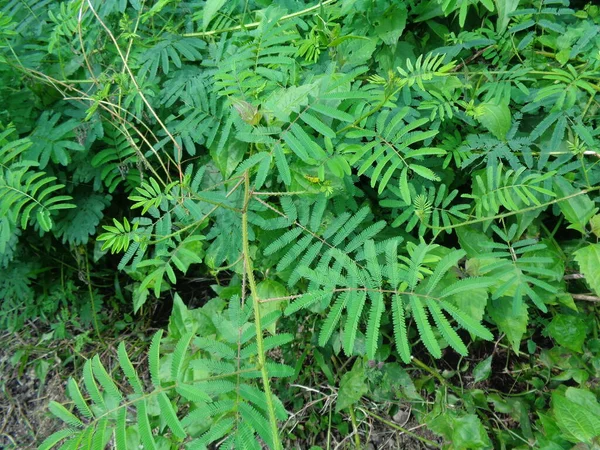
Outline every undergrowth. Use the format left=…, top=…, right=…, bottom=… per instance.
left=1, top=0, right=600, bottom=448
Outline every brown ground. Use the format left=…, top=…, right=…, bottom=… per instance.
left=0, top=330, right=442, bottom=450
left=0, top=332, right=67, bottom=449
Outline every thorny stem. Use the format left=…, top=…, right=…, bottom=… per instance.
left=242, top=172, right=282, bottom=450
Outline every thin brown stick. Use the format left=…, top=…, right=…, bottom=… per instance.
left=564, top=273, right=585, bottom=280
left=86, top=0, right=184, bottom=182
left=571, top=293, right=600, bottom=302
left=258, top=287, right=443, bottom=303
left=452, top=46, right=494, bottom=72
left=183, top=0, right=337, bottom=38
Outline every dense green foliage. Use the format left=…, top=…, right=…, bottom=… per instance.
left=1, top=0, right=600, bottom=448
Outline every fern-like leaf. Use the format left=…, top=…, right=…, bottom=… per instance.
left=410, top=295, right=441, bottom=358
left=392, top=294, right=411, bottom=363
left=396, top=53, right=457, bottom=90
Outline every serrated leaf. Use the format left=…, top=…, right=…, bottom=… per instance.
left=574, top=243, right=600, bottom=296
left=149, top=330, right=163, bottom=389
left=375, top=3, right=407, bottom=45
left=38, top=429, right=77, bottom=450
left=553, top=392, right=600, bottom=443
left=399, top=166, right=410, bottom=204
left=49, top=401, right=83, bottom=428
left=158, top=392, right=187, bottom=439
left=410, top=164, right=440, bottom=181
left=265, top=84, right=315, bottom=122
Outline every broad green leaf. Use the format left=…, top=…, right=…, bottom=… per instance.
left=459, top=1, right=469, bottom=27
left=451, top=414, right=493, bottom=449
left=553, top=391, right=600, bottom=443
left=257, top=279, right=288, bottom=334
left=335, top=359, right=368, bottom=413
left=456, top=226, right=494, bottom=258
left=428, top=412, right=492, bottom=449
left=590, top=214, right=600, bottom=237
left=210, top=138, right=245, bottom=178
left=450, top=287, right=488, bottom=325
left=203, top=0, right=227, bottom=30
left=488, top=298, right=528, bottom=352
left=565, top=388, right=600, bottom=418
left=496, top=0, right=520, bottom=34
left=168, top=294, right=197, bottom=339
left=473, top=356, right=492, bottom=383
left=264, top=84, right=316, bottom=122
left=547, top=314, right=588, bottom=353
left=554, top=176, right=598, bottom=233
left=574, top=243, right=600, bottom=296
left=374, top=363, right=423, bottom=402
left=538, top=411, right=566, bottom=444
left=475, top=102, right=511, bottom=140
left=338, top=37, right=377, bottom=65
left=375, top=4, right=407, bottom=45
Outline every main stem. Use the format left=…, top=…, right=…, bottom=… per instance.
left=241, top=172, right=282, bottom=450
left=184, top=0, right=337, bottom=38
left=84, top=247, right=102, bottom=341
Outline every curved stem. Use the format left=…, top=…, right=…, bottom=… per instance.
left=84, top=248, right=102, bottom=342
left=184, top=0, right=337, bottom=38
left=242, top=172, right=282, bottom=450
left=348, top=406, right=362, bottom=449
left=360, top=409, right=442, bottom=448
left=424, top=186, right=600, bottom=232
left=86, top=0, right=184, bottom=183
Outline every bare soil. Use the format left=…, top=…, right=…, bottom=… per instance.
left=0, top=328, right=443, bottom=450
left=0, top=333, right=67, bottom=449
